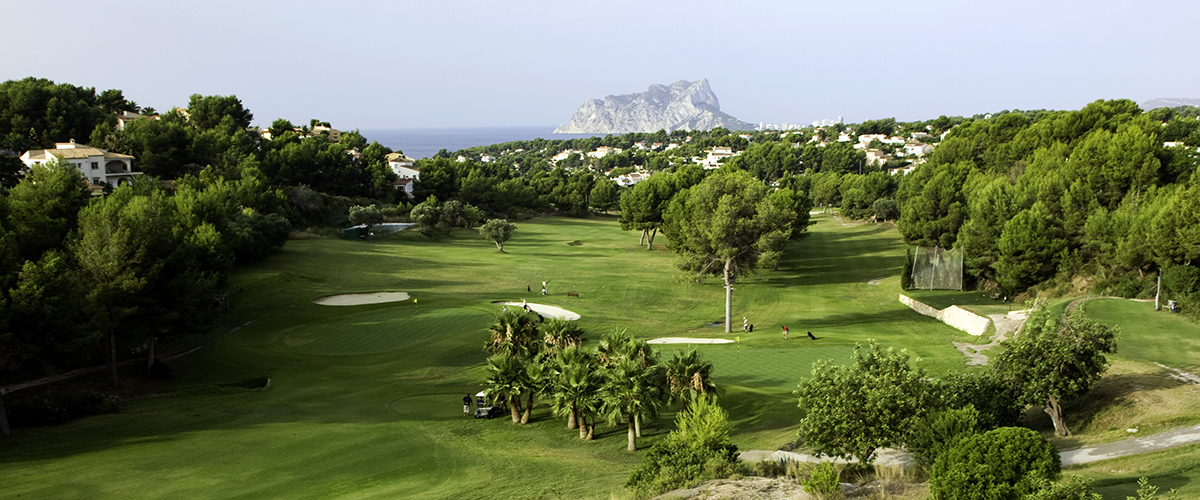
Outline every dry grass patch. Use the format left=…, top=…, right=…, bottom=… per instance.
left=1044, top=359, right=1200, bottom=448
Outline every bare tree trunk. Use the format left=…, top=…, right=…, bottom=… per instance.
left=635, top=414, right=642, bottom=438
left=585, top=418, right=594, bottom=440
left=639, top=229, right=646, bottom=246
left=509, top=398, right=521, bottom=424
left=1044, top=395, right=1071, bottom=437
left=627, top=413, right=637, bottom=451
left=646, top=227, right=657, bottom=250
left=0, top=392, right=10, bottom=436
left=108, top=331, right=120, bottom=388
left=567, top=403, right=577, bottom=430
left=146, top=333, right=155, bottom=374
left=724, top=259, right=734, bottom=334
left=521, top=392, right=533, bottom=424
left=579, top=414, right=588, bottom=439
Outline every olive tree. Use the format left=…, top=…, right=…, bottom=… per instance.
left=994, top=308, right=1118, bottom=437
left=478, top=218, right=516, bottom=251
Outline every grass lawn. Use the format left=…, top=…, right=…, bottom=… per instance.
left=0, top=214, right=1189, bottom=499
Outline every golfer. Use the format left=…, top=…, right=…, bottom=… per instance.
left=463, top=395, right=472, bottom=416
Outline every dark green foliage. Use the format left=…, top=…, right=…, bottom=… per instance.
left=5, top=388, right=121, bottom=427
left=906, top=405, right=982, bottom=470
left=932, top=370, right=1022, bottom=428
left=872, top=198, right=899, bottom=221
left=930, top=427, right=1060, bottom=500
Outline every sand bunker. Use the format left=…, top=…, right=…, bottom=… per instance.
left=313, top=292, right=410, bottom=306
left=647, top=337, right=735, bottom=344
left=493, top=301, right=581, bottom=320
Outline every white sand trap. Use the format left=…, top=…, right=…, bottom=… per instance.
left=494, top=301, right=581, bottom=320
left=313, top=292, right=410, bottom=306
left=647, top=337, right=735, bottom=344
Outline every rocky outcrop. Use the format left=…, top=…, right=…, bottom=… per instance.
left=554, top=79, right=755, bottom=134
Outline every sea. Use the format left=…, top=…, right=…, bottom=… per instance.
left=359, top=126, right=607, bottom=160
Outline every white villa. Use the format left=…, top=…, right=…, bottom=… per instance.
left=696, top=146, right=737, bottom=169
left=386, top=152, right=418, bottom=195
left=20, top=140, right=139, bottom=186
left=587, top=146, right=623, bottom=158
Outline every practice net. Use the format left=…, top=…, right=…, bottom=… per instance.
left=911, top=246, right=963, bottom=290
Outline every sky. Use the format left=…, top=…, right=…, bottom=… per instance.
left=3, top=0, right=1198, bottom=130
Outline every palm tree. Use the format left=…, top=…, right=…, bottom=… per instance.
left=602, top=356, right=666, bottom=451
left=485, top=310, right=540, bottom=358
left=547, top=347, right=602, bottom=433
left=665, top=349, right=717, bottom=407
left=485, top=352, right=530, bottom=424
left=541, top=318, right=586, bottom=357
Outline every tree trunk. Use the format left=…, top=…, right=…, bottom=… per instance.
left=495, top=241, right=504, bottom=251
left=646, top=227, right=657, bottom=250
left=1044, top=395, right=1071, bottom=437
left=146, top=333, right=155, bottom=374
left=509, top=398, right=521, bottom=424
left=567, top=403, right=577, bottom=430
left=639, top=228, right=647, bottom=246
left=585, top=418, right=595, bottom=440
left=635, top=413, right=642, bottom=438
left=108, top=331, right=120, bottom=388
left=521, top=392, right=533, bottom=424
left=0, top=392, right=10, bottom=436
left=724, top=259, right=734, bottom=334
left=627, top=413, right=637, bottom=451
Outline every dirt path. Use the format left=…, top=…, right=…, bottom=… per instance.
left=951, top=312, right=1027, bottom=365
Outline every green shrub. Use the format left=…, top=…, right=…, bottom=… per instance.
left=930, top=427, right=1060, bottom=500
left=626, top=395, right=744, bottom=494
left=6, top=388, right=120, bottom=427
left=906, top=405, right=981, bottom=470
left=801, top=460, right=841, bottom=499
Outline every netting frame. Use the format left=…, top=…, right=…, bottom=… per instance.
left=910, top=246, right=963, bottom=291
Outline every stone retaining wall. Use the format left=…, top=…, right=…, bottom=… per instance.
left=898, top=294, right=991, bottom=336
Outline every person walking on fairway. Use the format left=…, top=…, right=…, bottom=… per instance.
left=541, top=281, right=547, bottom=296
left=743, top=317, right=748, bottom=333
left=527, top=283, right=531, bottom=292
left=782, top=326, right=789, bottom=340
left=463, top=394, right=472, bottom=416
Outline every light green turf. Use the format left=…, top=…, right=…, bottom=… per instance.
left=0, top=215, right=994, bottom=499
left=1081, top=298, right=1200, bottom=372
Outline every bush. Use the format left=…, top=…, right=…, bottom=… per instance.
left=930, top=427, right=1060, bottom=500
left=802, top=460, right=841, bottom=499
left=906, top=405, right=981, bottom=470
left=5, top=388, right=121, bottom=427
left=626, top=395, right=744, bottom=494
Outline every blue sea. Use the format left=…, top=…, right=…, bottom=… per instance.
left=359, top=127, right=606, bottom=159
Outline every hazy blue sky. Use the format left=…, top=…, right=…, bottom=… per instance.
left=3, top=0, right=1197, bottom=130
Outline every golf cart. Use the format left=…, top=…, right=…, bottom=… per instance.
left=473, top=390, right=504, bottom=419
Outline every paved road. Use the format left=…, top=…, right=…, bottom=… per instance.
left=1060, top=423, right=1200, bottom=466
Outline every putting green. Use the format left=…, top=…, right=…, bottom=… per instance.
left=277, top=307, right=492, bottom=356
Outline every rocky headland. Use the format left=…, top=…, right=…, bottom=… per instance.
left=554, top=79, right=755, bottom=134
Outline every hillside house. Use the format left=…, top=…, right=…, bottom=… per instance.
left=386, top=152, right=419, bottom=180
left=20, top=140, right=140, bottom=186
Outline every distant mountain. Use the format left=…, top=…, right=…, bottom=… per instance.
left=554, top=79, right=755, bottom=134
left=1141, top=97, right=1200, bottom=110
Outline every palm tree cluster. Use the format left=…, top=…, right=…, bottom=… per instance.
left=482, top=311, right=718, bottom=451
